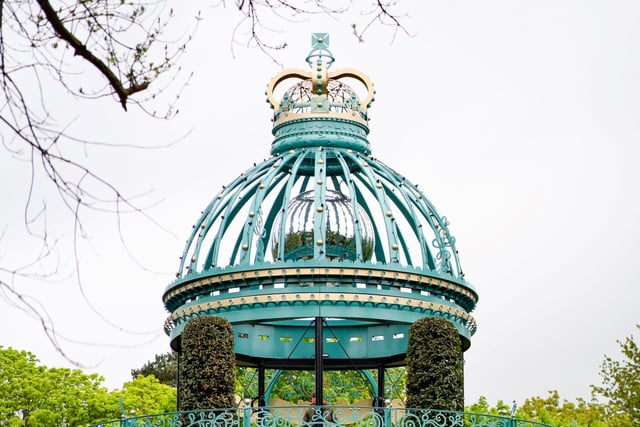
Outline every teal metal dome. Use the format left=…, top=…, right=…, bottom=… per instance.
left=163, top=34, right=477, bottom=369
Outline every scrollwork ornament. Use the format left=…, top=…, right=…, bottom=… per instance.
left=436, top=247, right=453, bottom=274
left=398, top=411, right=422, bottom=427
left=355, top=410, right=383, bottom=427
left=236, top=367, right=259, bottom=400
left=253, top=208, right=265, bottom=237
left=90, top=407, right=552, bottom=427
left=259, top=410, right=289, bottom=427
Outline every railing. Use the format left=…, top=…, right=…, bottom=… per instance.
left=89, top=406, right=552, bottom=427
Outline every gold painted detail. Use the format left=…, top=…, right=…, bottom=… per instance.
left=164, top=291, right=477, bottom=332
left=266, top=67, right=375, bottom=127
left=164, top=267, right=477, bottom=303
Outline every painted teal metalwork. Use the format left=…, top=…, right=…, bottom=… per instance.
left=163, top=34, right=477, bottom=373
left=89, top=407, right=552, bottom=427
left=171, top=146, right=467, bottom=277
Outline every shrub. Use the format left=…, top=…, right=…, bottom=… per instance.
left=179, top=316, right=236, bottom=410
left=405, top=317, right=463, bottom=411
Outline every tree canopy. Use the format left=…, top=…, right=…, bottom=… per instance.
left=0, top=346, right=176, bottom=425
left=131, top=351, right=178, bottom=387
left=5, top=340, right=637, bottom=426
left=467, top=392, right=607, bottom=427
left=0, top=346, right=109, bottom=425
left=592, top=324, right=640, bottom=427
left=518, top=391, right=607, bottom=427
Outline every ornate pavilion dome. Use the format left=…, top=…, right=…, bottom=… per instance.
left=163, top=34, right=478, bottom=370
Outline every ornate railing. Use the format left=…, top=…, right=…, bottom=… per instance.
left=89, top=406, right=552, bottom=427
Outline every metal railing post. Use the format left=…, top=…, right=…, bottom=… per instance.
left=243, top=400, right=251, bottom=427
left=384, top=401, right=392, bottom=427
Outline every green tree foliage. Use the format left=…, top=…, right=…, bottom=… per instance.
left=236, top=366, right=406, bottom=405
left=467, top=393, right=607, bottom=427
left=269, top=370, right=373, bottom=404
left=180, top=316, right=236, bottom=410
left=592, top=324, right=640, bottom=427
left=0, top=346, right=181, bottom=425
left=113, top=375, right=177, bottom=415
left=0, top=347, right=42, bottom=424
left=0, top=346, right=111, bottom=425
left=132, top=351, right=178, bottom=387
left=466, top=396, right=511, bottom=417
left=405, top=317, right=464, bottom=410
left=518, top=391, right=607, bottom=427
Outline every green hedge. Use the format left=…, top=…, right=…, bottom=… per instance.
left=405, top=317, right=464, bottom=411
left=179, top=316, right=236, bottom=410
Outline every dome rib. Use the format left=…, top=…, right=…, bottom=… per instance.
left=177, top=146, right=465, bottom=278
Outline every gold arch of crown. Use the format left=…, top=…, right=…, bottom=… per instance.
left=266, top=35, right=375, bottom=127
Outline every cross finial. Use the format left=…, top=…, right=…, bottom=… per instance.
left=311, top=33, right=330, bottom=50
left=306, top=33, right=334, bottom=68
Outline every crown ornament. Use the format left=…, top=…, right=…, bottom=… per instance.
left=266, top=33, right=375, bottom=128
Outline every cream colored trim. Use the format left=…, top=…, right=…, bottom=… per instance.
left=164, top=291, right=476, bottom=331
left=272, top=111, right=368, bottom=127
left=164, top=266, right=477, bottom=303
left=327, top=68, right=375, bottom=111
left=266, top=68, right=310, bottom=109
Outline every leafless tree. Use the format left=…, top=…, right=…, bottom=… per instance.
left=0, top=0, right=407, bottom=361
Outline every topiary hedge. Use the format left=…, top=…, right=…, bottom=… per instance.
left=179, top=316, right=236, bottom=411
left=405, top=316, right=464, bottom=411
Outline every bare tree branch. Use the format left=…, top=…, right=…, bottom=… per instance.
left=35, top=0, right=148, bottom=110
left=0, top=0, right=410, bottom=364
left=352, top=0, right=411, bottom=43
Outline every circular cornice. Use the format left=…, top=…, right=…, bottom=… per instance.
left=163, top=265, right=478, bottom=312
left=165, top=290, right=476, bottom=333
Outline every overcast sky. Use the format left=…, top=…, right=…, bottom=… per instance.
left=1, top=0, right=639, bottom=407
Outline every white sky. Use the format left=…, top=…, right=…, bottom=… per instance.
left=1, top=0, right=639, bottom=407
